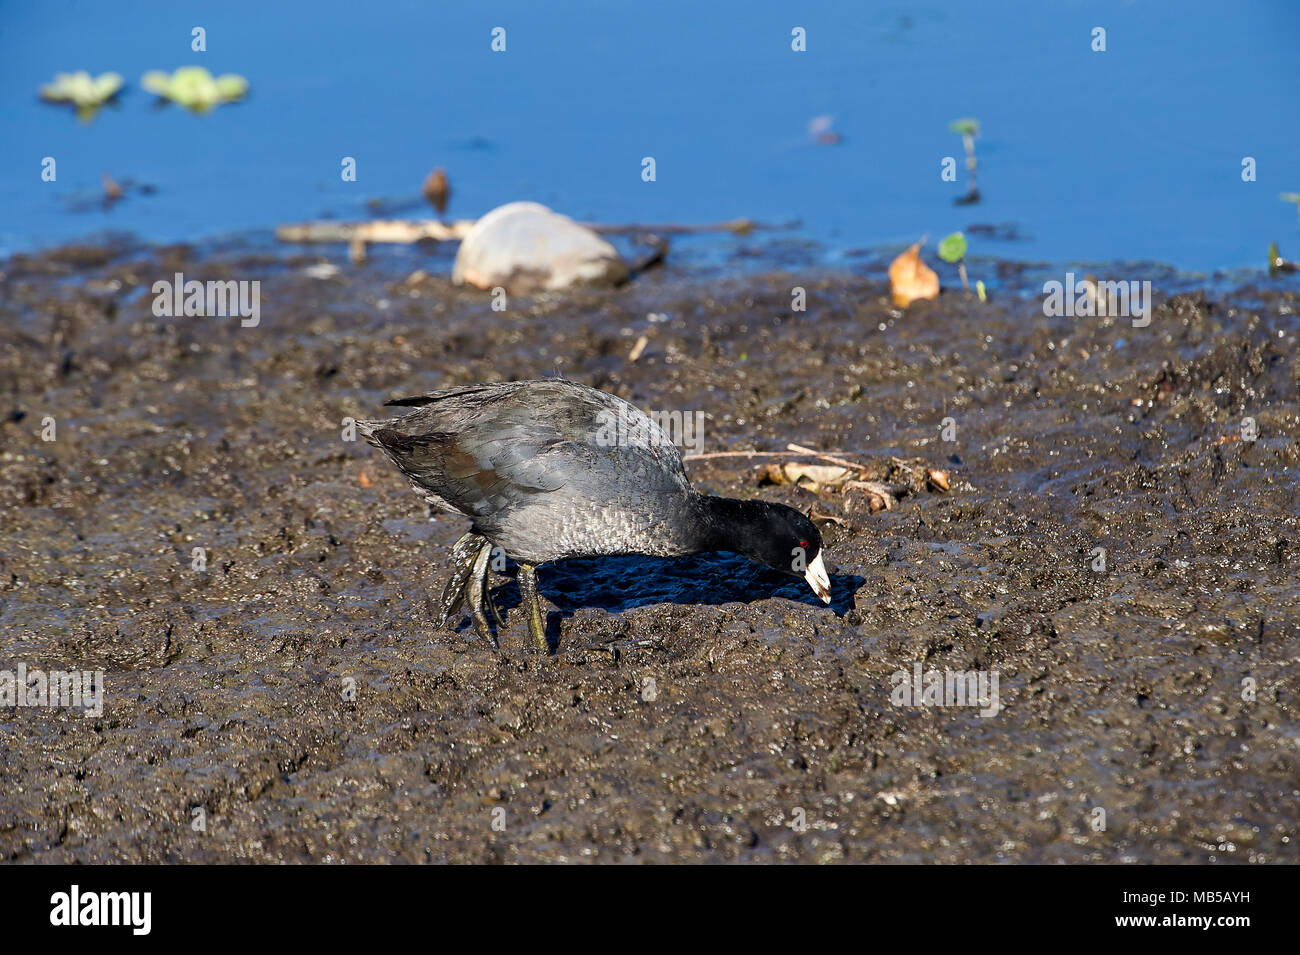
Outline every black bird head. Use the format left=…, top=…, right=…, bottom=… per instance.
left=719, top=501, right=830, bottom=603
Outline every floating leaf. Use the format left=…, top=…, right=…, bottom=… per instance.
left=172, top=66, right=219, bottom=111
left=888, top=241, right=940, bottom=307
left=938, top=231, right=967, bottom=263
left=142, top=66, right=248, bottom=113
left=141, top=71, right=171, bottom=95
left=39, top=70, right=123, bottom=122
left=214, top=74, right=249, bottom=101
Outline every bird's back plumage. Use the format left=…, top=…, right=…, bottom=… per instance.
left=359, top=379, right=702, bottom=564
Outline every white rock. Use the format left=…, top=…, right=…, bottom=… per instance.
left=452, top=201, right=628, bottom=294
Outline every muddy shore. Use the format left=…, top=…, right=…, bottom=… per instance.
left=1, top=242, right=1297, bottom=863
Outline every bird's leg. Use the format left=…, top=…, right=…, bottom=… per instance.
left=433, top=533, right=500, bottom=650
left=469, top=539, right=506, bottom=631
left=482, top=579, right=506, bottom=631
left=517, top=563, right=549, bottom=653
left=463, top=541, right=499, bottom=649
left=434, top=535, right=480, bottom=631
left=448, top=532, right=482, bottom=567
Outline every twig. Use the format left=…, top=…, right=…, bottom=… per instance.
left=889, top=456, right=922, bottom=477
left=582, top=218, right=768, bottom=236
left=785, top=443, right=869, bottom=473
left=684, top=450, right=797, bottom=461
left=277, top=215, right=788, bottom=245
left=684, top=448, right=862, bottom=463
left=276, top=219, right=475, bottom=244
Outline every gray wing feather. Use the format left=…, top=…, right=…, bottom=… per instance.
left=361, top=379, right=689, bottom=522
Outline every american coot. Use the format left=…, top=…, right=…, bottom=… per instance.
left=359, top=378, right=831, bottom=651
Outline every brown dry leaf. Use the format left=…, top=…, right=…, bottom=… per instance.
left=926, top=468, right=950, bottom=492
left=845, top=479, right=901, bottom=512
left=889, top=241, right=939, bottom=307
left=358, top=472, right=373, bottom=488
left=761, top=462, right=852, bottom=493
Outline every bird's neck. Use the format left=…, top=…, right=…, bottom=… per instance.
left=690, top=495, right=769, bottom=558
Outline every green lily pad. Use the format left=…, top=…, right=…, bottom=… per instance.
left=938, top=231, right=967, bottom=263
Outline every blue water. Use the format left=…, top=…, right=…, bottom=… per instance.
left=3, top=0, right=1298, bottom=273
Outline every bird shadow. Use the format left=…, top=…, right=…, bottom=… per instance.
left=452, top=552, right=862, bottom=647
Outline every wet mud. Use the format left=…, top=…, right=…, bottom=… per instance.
left=1, top=243, right=1297, bottom=863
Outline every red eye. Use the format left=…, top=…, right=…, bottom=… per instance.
left=799, top=540, right=809, bottom=548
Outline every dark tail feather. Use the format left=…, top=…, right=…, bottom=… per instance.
left=384, top=395, right=439, bottom=408
left=384, top=383, right=498, bottom=408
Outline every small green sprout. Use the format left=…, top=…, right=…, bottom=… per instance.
left=948, top=118, right=981, bottom=204
left=938, top=231, right=971, bottom=296
left=1268, top=241, right=1297, bottom=276
left=142, top=67, right=248, bottom=114
left=938, top=231, right=967, bottom=263
left=39, top=71, right=123, bottom=122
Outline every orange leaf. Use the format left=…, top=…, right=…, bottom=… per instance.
left=358, top=472, right=373, bottom=488
left=889, top=241, right=940, bottom=307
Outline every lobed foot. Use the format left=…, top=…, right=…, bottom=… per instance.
left=434, top=539, right=556, bottom=654
left=435, top=532, right=501, bottom=649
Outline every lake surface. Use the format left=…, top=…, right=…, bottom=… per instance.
left=3, top=0, right=1298, bottom=274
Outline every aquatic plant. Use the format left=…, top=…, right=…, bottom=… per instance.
left=938, top=231, right=971, bottom=296
left=948, top=118, right=980, bottom=204
left=39, top=71, right=123, bottom=122
left=141, top=67, right=248, bottom=113
left=1268, top=241, right=1297, bottom=276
